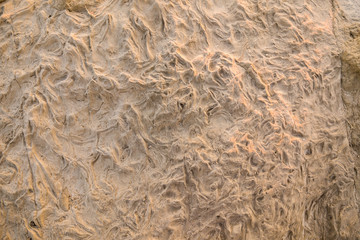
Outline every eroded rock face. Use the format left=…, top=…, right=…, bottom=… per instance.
left=342, top=25, right=360, bottom=152
left=336, top=5, right=360, bottom=239
left=0, top=0, right=359, bottom=239
left=50, top=0, right=104, bottom=11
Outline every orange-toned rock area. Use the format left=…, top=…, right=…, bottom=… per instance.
left=0, top=0, right=360, bottom=239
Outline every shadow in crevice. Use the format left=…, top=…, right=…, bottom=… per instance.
left=341, top=24, right=360, bottom=154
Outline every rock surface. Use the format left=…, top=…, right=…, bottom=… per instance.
left=0, top=0, right=360, bottom=239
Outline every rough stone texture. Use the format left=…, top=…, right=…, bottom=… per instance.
left=342, top=26, right=360, bottom=152
left=336, top=3, right=360, bottom=239
left=0, top=0, right=360, bottom=239
left=337, top=0, right=360, bottom=22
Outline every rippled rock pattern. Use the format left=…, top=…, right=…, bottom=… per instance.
left=0, top=0, right=359, bottom=239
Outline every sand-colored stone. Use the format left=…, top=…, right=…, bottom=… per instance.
left=0, top=0, right=360, bottom=239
